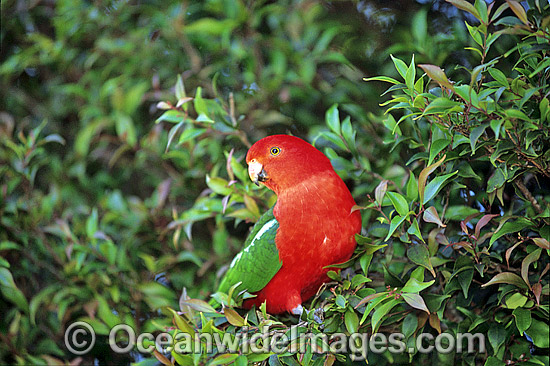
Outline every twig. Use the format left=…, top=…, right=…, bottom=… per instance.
left=515, top=178, right=544, bottom=216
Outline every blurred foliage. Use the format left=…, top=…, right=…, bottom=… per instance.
left=0, top=0, right=549, bottom=365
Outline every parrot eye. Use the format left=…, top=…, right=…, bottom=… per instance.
left=270, top=147, right=281, bottom=156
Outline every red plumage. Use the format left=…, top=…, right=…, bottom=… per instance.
left=243, top=135, right=361, bottom=314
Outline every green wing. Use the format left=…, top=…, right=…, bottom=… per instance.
left=217, top=206, right=281, bottom=294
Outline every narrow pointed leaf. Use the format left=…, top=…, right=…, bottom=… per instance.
left=423, top=206, right=446, bottom=227
left=419, top=64, right=454, bottom=90
left=419, top=154, right=446, bottom=205
left=446, top=0, right=481, bottom=20
left=387, top=192, right=409, bottom=217
left=407, top=244, right=435, bottom=276
left=481, top=272, right=528, bottom=289
left=521, top=248, right=541, bottom=290
left=402, top=293, right=430, bottom=314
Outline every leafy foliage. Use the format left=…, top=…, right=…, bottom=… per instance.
left=1, top=0, right=549, bottom=365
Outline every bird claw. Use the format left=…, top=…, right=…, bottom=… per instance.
left=291, top=305, right=323, bottom=324
left=291, top=304, right=304, bottom=316
left=312, top=308, right=323, bottom=324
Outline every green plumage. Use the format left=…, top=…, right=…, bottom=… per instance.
left=217, top=206, right=281, bottom=294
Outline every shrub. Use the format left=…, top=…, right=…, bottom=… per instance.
left=149, top=1, right=549, bottom=365
left=1, top=0, right=548, bottom=365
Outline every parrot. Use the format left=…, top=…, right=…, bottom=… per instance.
left=216, top=134, right=362, bottom=315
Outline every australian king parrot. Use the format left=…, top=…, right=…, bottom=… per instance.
left=216, top=135, right=362, bottom=314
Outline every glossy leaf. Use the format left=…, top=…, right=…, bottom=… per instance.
left=418, top=64, right=454, bottom=90
left=402, top=293, right=430, bottom=313
left=418, top=154, right=446, bottom=205
left=407, top=245, right=435, bottom=277
left=481, top=272, right=528, bottom=289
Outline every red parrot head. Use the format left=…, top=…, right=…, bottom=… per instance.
left=246, top=135, right=334, bottom=194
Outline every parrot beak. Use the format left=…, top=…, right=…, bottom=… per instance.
left=248, top=159, right=268, bottom=186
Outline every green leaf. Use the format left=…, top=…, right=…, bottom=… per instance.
left=345, top=309, right=359, bottom=334
left=209, top=354, right=240, bottom=366
left=175, top=74, right=186, bottom=100
left=490, top=118, right=504, bottom=140
left=423, top=171, right=458, bottom=204
left=402, top=313, right=418, bottom=339
left=364, top=243, right=387, bottom=255
left=402, top=278, right=435, bottom=293
left=489, top=218, right=533, bottom=246
left=447, top=0, right=481, bottom=20
left=424, top=294, right=451, bottom=313
left=488, top=68, right=509, bottom=87
left=539, top=97, right=549, bottom=123
left=179, top=127, right=207, bottom=144
left=156, top=110, right=185, bottom=124
left=166, top=121, right=185, bottom=150
left=223, top=307, right=246, bottom=326
left=484, top=357, right=503, bottom=366
left=423, top=206, right=445, bottom=227
left=29, top=286, right=58, bottom=325
left=412, top=9, right=427, bottom=44
left=505, top=108, right=530, bottom=121
left=488, top=325, right=506, bottom=355
left=248, top=354, right=272, bottom=364
left=0, top=267, right=29, bottom=312
left=326, top=104, right=340, bottom=135
left=341, top=116, right=356, bottom=154
left=407, top=218, right=425, bottom=243
left=405, top=54, right=416, bottom=93
left=481, top=272, right=528, bottom=289
left=428, top=139, right=451, bottom=166
left=183, top=18, right=237, bottom=35
left=390, top=55, right=408, bottom=80
left=491, top=2, right=510, bottom=22
left=115, top=114, right=137, bottom=147
left=521, top=248, right=541, bottom=289
left=371, top=298, right=400, bottom=333
left=168, top=308, right=195, bottom=335
left=359, top=253, right=373, bottom=275
left=386, top=192, right=409, bottom=217
left=407, top=245, right=435, bottom=277
left=139, top=282, right=177, bottom=309
left=235, top=355, right=247, bottom=366
left=180, top=299, right=217, bottom=313
left=335, top=294, right=347, bottom=308
left=319, top=132, right=348, bottom=151
left=504, top=292, right=527, bottom=309
left=465, top=22, right=483, bottom=47
left=506, top=0, right=529, bottom=26
left=382, top=114, right=402, bottom=135
left=206, top=175, right=232, bottom=196
left=418, top=154, right=446, bottom=205
left=532, top=238, right=550, bottom=250
left=86, top=207, right=98, bottom=239
left=525, top=319, right=550, bottom=348
left=375, top=180, right=388, bottom=206
left=418, top=64, right=454, bottom=90
left=422, top=97, right=462, bottom=115
left=487, top=168, right=506, bottom=193
left=194, top=87, right=208, bottom=116
left=196, top=113, right=214, bottom=123
left=363, top=76, right=400, bottom=84
left=457, top=269, right=474, bottom=298
left=469, top=124, right=487, bottom=155
left=385, top=214, right=409, bottom=241
left=406, top=171, right=418, bottom=201
left=401, top=293, right=429, bottom=313
left=474, top=0, right=488, bottom=23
